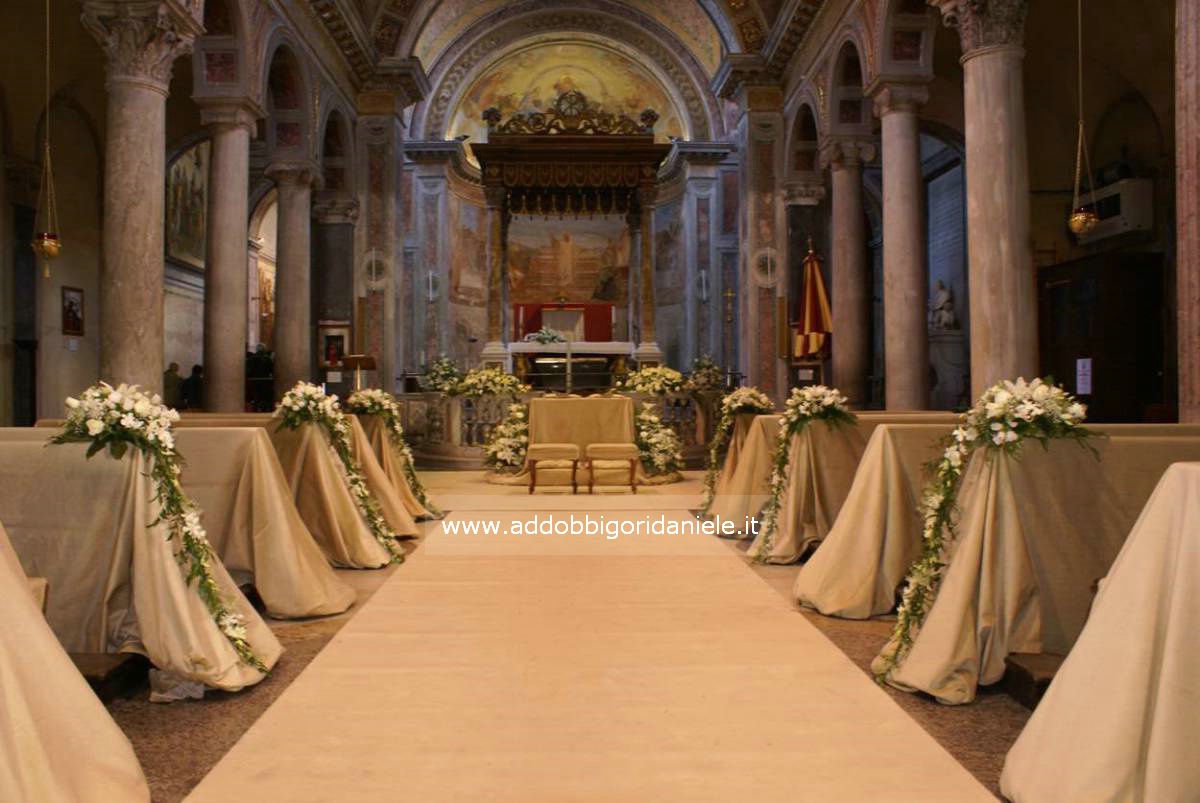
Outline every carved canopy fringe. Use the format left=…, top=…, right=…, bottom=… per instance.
left=484, top=91, right=659, bottom=136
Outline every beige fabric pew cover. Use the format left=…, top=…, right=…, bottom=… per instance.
left=708, top=413, right=760, bottom=504
left=706, top=414, right=782, bottom=527
left=793, top=423, right=952, bottom=616
left=0, top=437, right=281, bottom=690
left=748, top=413, right=959, bottom=563
left=358, top=413, right=433, bottom=519
left=0, top=521, right=150, bottom=802
left=880, top=428, right=1200, bottom=704
left=1000, top=462, right=1200, bottom=803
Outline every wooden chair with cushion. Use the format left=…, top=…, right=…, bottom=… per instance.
left=526, top=443, right=581, bottom=494
left=584, top=443, right=639, bottom=494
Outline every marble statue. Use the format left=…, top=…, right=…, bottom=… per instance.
left=929, top=280, right=959, bottom=330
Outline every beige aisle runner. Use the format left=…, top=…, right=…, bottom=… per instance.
left=188, top=498, right=991, bottom=802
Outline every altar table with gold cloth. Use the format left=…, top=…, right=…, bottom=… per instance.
left=0, top=520, right=150, bottom=802
left=0, top=432, right=281, bottom=691
left=866, top=425, right=1200, bottom=704
left=1000, top=462, right=1200, bottom=802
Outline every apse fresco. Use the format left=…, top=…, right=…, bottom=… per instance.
left=446, top=41, right=687, bottom=165
left=507, top=216, right=631, bottom=304
left=416, top=0, right=721, bottom=74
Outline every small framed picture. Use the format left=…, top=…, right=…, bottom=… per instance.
left=62, top=286, right=84, bottom=336
left=318, top=324, right=351, bottom=369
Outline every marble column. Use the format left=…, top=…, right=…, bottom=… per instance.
left=82, top=2, right=201, bottom=392
left=200, top=101, right=259, bottom=411
left=480, top=185, right=508, bottom=368
left=1178, top=0, right=1200, bottom=423
left=934, top=0, right=1035, bottom=398
left=635, top=186, right=663, bottom=365
left=826, top=141, right=874, bottom=407
left=312, top=196, right=359, bottom=393
left=266, top=164, right=320, bottom=397
left=873, top=84, right=930, bottom=409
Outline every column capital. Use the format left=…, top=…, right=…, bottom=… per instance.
left=265, top=161, right=323, bottom=190
left=930, top=0, right=1029, bottom=55
left=198, top=96, right=264, bottom=135
left=820, top=138, right=876, bottom=171
left=312, top=194, right=359, bottom=225
left=81, top=0, right=203, bottom=95
left=783, top=179, right=826, bottom=207
left=866, top=80, right=930, bottom=117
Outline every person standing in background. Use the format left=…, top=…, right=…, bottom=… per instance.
left=180, top=365, right=204, bottom=410
left=162, top=362, right=183, bottom=409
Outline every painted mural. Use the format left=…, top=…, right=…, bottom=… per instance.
left=449, top=198, right=487, bottom=305
left=446, top=41, right=687, bottom=166
left=166, top=140, right=209, bottom=270
left=508, top=216, right=631, bottom=304
left=415, top=1, right=722, bottom=75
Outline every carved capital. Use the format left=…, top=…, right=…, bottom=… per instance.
left=820, top=139, right=876, bottom=171
left=81, top=1, right=203, bottom=95
left=198, top=96, right=264, bottom=135
left=783, top=179, right=826, bottom=207
left=265, top=161, right=323, bottom=191
left=931, top=0, right=1029, bottom=54
left=312, top=195, right=359, bottom=225
left=868, top=81, right=930, bottom=117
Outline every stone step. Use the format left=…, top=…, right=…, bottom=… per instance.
left=70, top=653, right=150, bottom=703
left=1003, top=652, right=1066, bottom=710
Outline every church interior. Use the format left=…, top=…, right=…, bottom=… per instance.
left=1, top=0, right=1197, bottom=801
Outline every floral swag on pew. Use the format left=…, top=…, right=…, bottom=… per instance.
left=346, top=389, right=441, bottom=517
left=874, top=377, right=1094, bottom=683
left=751, top=386, right=855, bottom=563
left=636, top=403, right=683, bottom=476
left=275, top=382, right=404, bottom=564
left=52, top=383, right=267, bottom=672
left=484, top=403, right=529, bottom=472
left=700, top=387, right=774, bottom=515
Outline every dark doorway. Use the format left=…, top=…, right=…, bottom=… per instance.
left=12, top=204, right=37, bottom=425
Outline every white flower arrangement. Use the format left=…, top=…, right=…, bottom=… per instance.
left=52, top=382, right=266, bottom=672
left=524, top=326, right=566, bottom=344
left=345, top=388, right=440, bottom=517
left=635, top=403, right=684, bottom=476
left=684, top=356, right=725, bottom=393
left=419, top=356, right=463, bottom=394
left=275, top=382, right=404, bottom=563
left=700, top=387, right=775, bottom=514
left=483, top=403, right=529, bottom=471
left=875, top=377, right=1094, bottom=682
left=751, top=385, right=855, bottom=562
left=618, top=366, right=685, bottom=396
left=455, top=367, right=531, bottom=398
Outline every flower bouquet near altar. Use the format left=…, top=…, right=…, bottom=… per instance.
left=51, top=382, right=266, bottom=671
left=455, top=367, right=531, bottom=398
left=419, top=355, right=463, bottom=394
left=523, top=326, right=566, bottom=344
left=684, top=356, right=725, bottom=393
left=752, top=385, right=855, bottom=562
left=275, top=382, right=404, bottom=563
left=618, top=366, right=685, bottom=396
left=636, top=403, right=683, bottom=476
left=346, top=388, right=440, bottom=516
left=875, top=377, right=1094, bottom=682
left=700, top=386, right=774, bottom=514
left=484, top=403, right=529, bottom=471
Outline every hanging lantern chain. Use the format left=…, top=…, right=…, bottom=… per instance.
left=1068, top=0, right=1099, bottom=236
left=33, top=0, right=62, bottom=276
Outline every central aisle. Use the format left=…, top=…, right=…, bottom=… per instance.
left=188, top=485, right=992, bottom=802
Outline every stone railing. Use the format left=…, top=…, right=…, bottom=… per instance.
left=398, top=391, right=719, bottom=469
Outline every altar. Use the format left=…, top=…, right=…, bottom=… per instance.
left=509, top=340, right=633, bottom=392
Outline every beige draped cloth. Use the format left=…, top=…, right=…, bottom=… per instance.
left=20, top=425, right=353, bottom=618
left=0, top=520, right=150, bottom=802
left=0, top=436, right=281, bottom=690
left=1000, top=462, right=1200, bottom=802
left=794, top=423, right=953, bottom=615
left=707, top=414, right=782, bottom=527
left=707, top=413, right=760, bottom=504
left=744, top=412, right=959, bottom=563
left=875, top=427, right=1200, bottom=704
left=358, top=413, right=434, bottom=519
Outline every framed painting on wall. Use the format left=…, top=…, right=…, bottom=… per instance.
left=61, top=286, right=84, bottom=336
left=166, top=140, right=210, bottom=270
left=318, top=323, right=351, bottom=369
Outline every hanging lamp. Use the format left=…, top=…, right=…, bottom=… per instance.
left=32, top=0, right=61, bottom=276
left=1067, top=0, right=1098, bottom=236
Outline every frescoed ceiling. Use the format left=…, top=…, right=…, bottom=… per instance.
left=413, top=0, right=725, bottom=75
left=445, top=40, right=689, bottom=167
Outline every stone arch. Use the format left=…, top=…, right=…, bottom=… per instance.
left=415, top=2, right=723, bottom=143
left=875, top=0, right=938, bottom=79
left=826, top=36, right=872, bottom=137
left=262, top=38, right=312, bottom=159
left=318, top=106, right=353, bottom=193
left=1091, top=90, right=1168, bottom=177
left=787, top=102, right=821, bottom=176
left=192, top=0, right=252, bottom=96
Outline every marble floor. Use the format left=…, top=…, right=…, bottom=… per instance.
left=185, top=472, right=993, bottom=802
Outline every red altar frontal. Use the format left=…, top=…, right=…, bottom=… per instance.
left=513, top=302, right=615, bottom=342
